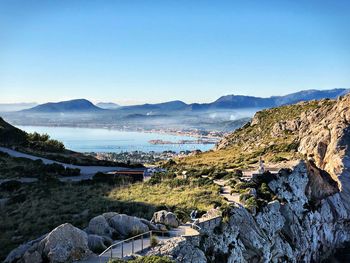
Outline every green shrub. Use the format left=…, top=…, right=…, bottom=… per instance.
left=245, top=197, right=258, bottom=212
left=150, top=236, right=159, bottom=247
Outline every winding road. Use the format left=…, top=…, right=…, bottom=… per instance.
left=0, top=147, right=142, bottom=182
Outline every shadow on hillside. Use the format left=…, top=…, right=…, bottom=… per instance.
left=0, top=180, right=161, bottom=262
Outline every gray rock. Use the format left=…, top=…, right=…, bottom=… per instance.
left=38, top=223, right=91, bottom=262
left=107, top=214, right=149, bottom=237
left=140, top=218, right=159, bottom=231
left=156, top=224, right=168, bottom=231
left=151, top=210, right=180, bottom=228
left=148, top=237, right=207, bottom=263
left=4, top=235, right=46, bottom=263
left=23, top=251, right=42, bottom=263
left=88, top=234, right=111, bottom=253
left=87, top=215, right=115, bottom=238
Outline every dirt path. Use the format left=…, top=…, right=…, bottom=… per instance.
left=214, top=179, right=241, bottom=205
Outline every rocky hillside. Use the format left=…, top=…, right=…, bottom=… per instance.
left=176, top=98, right=337, bottom=168
left=148, top=161, right=350, bottom=262
left=150, top=94, right=350, bottom=262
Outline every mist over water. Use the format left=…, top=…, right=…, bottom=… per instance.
left=18, top=126, right=215, bottom=153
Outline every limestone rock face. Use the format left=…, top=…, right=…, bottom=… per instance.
left=148, top=161, right=350, bottom=262
left=149, top=237, right=207, bottom=263
left=297, top=95, right=350, bottom=211
left=271, top=119, right=301, bottom=137
left=151, top=210, right=180, bottom=228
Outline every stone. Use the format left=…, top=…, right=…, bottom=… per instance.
left=140, top=218, right=159, bottom=231
left=4, top=235, right=46, bottom=263
left=38, top=223, right=91, bottom=262
left=87, top=215, right=115, bottom=238
left=88, top=234, right=112, bottom=254
left=156, top=224, right=168, bottom=231
left=107, top=214, right=149, bottom=237
left=23, top=251, right=42, bottom=263
left=151, top=210, right=180, bottom=228
left=148, top=237, right=207, bottom=263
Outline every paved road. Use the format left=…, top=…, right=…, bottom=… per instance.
left=0, top=147, right=134, bottom=176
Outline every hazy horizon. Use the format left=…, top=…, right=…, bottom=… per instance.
left=1, top=1, right=349, bottom=104
left=0, top=87, right=348, bottom=106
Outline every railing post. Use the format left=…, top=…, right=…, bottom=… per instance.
left=132, top=238, right=134, bottom=254
left=141, top=234, right=144, bottom=251
left=110, top=246, right=113, bottom=259
left=122, top=242, right=124, bottom=258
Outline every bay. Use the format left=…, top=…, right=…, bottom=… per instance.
left=18, top=126, right=215, bottom=153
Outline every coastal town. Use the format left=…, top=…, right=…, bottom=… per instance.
left=88, top=149, right=203, bottom=164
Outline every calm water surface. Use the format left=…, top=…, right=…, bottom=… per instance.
left=18, top=126, right=215, bottom=153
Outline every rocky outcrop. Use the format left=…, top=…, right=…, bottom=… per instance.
left=149, top=237, right=207, bottom=263
left=271, top=119, right=301, bottom=137
left=297, top=95, right=350, bottom=212
left=148, top=161, right=350, bottom=262
left=151, top=210, right=180, bottom=228
left=5, top=223, right=91, bottom=263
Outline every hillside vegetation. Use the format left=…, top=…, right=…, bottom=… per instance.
left=175, top=99, right=336, bottom=169
left=0, top=176, right=222, bottom=260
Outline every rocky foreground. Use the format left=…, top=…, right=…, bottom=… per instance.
left=4, top=210, right=179, bottom=263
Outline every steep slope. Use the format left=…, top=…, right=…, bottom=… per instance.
left=24, top=99, right=104, bottom=113
left=177, top=99, right=333, bottom=168
left=0, top=117, right=28, bottom=146
left=151, top=95, right=350, bottom=262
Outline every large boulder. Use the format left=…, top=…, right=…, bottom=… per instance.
left=86, top=215, right=116, bottom=238
left=38, top=223, right=91, bottom=262
left=106, top=213, right=149, bottom=237
left=151, top=210, right=180, bottom=228
left=4, top=235, right=46, bottom=263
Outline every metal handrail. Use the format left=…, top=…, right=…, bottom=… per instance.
left=98, top=216, right=222, bottom=262
left=99, top=230, right=167, bottom=261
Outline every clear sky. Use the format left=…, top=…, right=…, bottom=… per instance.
left=0, top=0, right=349, bottom=105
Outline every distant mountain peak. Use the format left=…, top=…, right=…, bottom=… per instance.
left=24, top=99, right=103, bottom=113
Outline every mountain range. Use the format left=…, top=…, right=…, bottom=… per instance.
left=15, top=88, right=349, bottom=114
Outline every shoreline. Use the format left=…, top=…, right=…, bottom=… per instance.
left=15, top=123, right=225, bottom=140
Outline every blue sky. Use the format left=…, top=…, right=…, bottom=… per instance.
left=0, top=0, right=349, bottom=104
